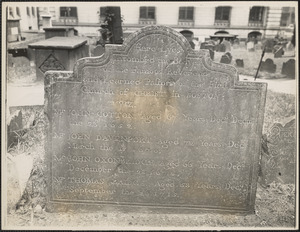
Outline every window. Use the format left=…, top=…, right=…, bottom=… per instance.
left=100, top=7, right=107, bottom=17
left=60, top=7, right=78, bottom=17
left=9, top=7, right=14, bottom=18
left=179, top=7, right=194, bottom=20
left=32, top=7, right=35, bottom=17
left=215, top=7, right=231, bottom=21
left=280, top=7, right=295, bottom=26
left=140, top=7, right=155, bottom=19
left=27, top=7, right=30, bottom=16
left=16, top=7, right=20, bottom=17
left=249, top=7, right=264, bottom=22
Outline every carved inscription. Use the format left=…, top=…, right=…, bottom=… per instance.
left=46, top=26, right=266, bottom=213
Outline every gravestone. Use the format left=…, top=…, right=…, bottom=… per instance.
left=273, top=45, right=284, bottom=58
left=260, top=119, right=296, bottom=184
left=220, top=52, right=232, bottom=64
left=215, top=43, right=226, bottom=52
left=260, top=59, right=276, bottom=73
left=281, top=59, right=295, bottom=78
left=29, top=37, right=89, bottom=80
left=236, top=59, right=244, bottom=68
left=221, top=40, right=231, bottom=52
left=254, top=42, right=262, bottom=51
left=45, top=26, right=267, bottom=214
left=246, top=41, right=254, bottom=52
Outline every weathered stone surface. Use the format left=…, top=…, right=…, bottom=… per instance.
left=220, top=52, right=232, bottom=64
left=236, top=59, right=244, bottom=68
left=260, top=118, right=296, bottom=185
left=281, top=59, right=295, bottom=78
left=29, top=37, right=89, bottom=80
left=260, top=59, right=276, bottom=73
left=45, top=26, right=267, bottom=214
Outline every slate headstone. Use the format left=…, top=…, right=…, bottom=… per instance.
left=221, top=40, right=231, bottom=52
left=236, top=59, right=244, bottom=68
left=215, top=43, right=226, bottom=52
left=254, top=42, right=262, bottom=51
left=45, top=25, right=267, bottom=214
left=281, top=59, right=295, bottom=78
left=220, top=52, right=232, bottom=64
left=260, top=119, right=296, bottom=185
left=260, top=59, right=276, bottom=73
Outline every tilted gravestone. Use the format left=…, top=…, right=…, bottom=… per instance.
left=236, top=59, right=244, bottom=68
left=260, top=118, right=296, bottom=185
left=45, top=26, right=267, bottom=214
left=281, top=59, right=295, bottom=78
left=260, top=59, right=276, bottom=73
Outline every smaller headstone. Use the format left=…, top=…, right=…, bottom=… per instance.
left=92, top=45, right=105, bottom=57
left=260, top=59, right=276, bottom=73
left=274, top=45, right=284, bottom=58
left=247, top=41, right=254, bottom=51
left=215, top=43, right=226, bottom=52
left=286, top=41, right=294, bottom=51
left=221, top=40, right=231, bottom=52
left=220, top=53, right=231, bottom=64
left=254, top=42, right=262, bottom=51
left=260, top=119, right=296, bottom=184
left=236, top=59, right=244, bottom=67
left=281, top=59, right=295, bottom=78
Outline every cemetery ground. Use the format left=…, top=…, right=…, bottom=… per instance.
left=5, top=46, right=296, bottom=229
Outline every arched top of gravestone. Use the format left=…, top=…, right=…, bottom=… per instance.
left=72, top=26, right=239, bottom=81
left=46, top=25, right=266, bottom=92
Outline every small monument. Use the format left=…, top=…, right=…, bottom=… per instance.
left=281, top=59, right=295, bottom=78
left=260, top=59, right=276, bottom=73
left=236, top=59, right=244, bottom=68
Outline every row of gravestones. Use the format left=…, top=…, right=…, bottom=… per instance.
left=259, top=59, right=295, bottom=78
left=218, top=52, right=295, bottom=78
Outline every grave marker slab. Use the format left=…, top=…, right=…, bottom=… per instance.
left=236, top=59, right=244, bottom=68
left=261, top=119, right=296, bottom=184
left=281, top=59, right=295, bottom=78
left=260, top=59, right=276, bottom=73
left=45, top=26, right=267, bottom=214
